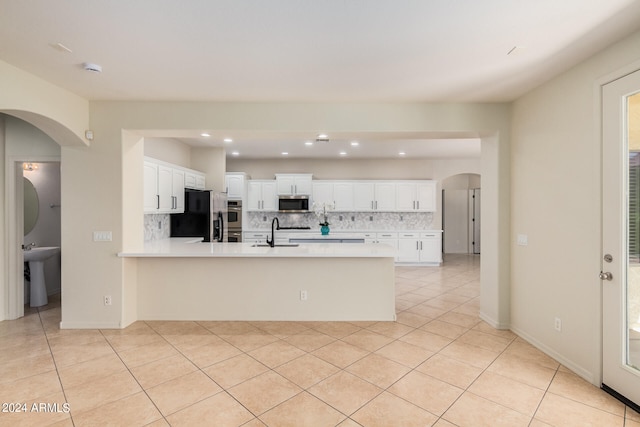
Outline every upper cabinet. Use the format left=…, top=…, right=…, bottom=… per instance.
left=276, top=174, right=312, bottom=195
left=225, top=173, right=247, bottom=200
left=312, top=181, right=354, bottom=211
left=396, top=181, right=436, bottom=212
left=247, top=180, right=277, bottom=211
left=144, top=157, right=205, bottom=214
left=353, top=182, right=396, bottom=211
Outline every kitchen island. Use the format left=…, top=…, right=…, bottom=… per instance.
left=118, top=238, right=396, bottom=322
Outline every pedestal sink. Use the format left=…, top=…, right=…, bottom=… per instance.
left=24, top=247, right=60, bottom=307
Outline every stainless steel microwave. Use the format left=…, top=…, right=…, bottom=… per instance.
left=278, top=195, right=309, bottom=212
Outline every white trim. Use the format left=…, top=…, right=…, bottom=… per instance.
left=60, top=321, right=122, bottom=329
left=479, top=310, right=510, bottom=330
left=511, top=325, right=598, bottom=386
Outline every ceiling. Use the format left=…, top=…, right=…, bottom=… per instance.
left=2, top=0, right=640, bottom=158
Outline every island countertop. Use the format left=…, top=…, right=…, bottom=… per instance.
left=118, top=238, right=397, bottom=258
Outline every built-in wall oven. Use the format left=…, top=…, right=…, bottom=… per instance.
left=228, top=200, right=242, bottom=242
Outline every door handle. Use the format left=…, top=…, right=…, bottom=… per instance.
left=599, top=271, right=613, bottom=281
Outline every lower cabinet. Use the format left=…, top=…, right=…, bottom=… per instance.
left=397, top=232, right=442, bottom=264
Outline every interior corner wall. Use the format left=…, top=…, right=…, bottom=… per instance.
left=510, top=29, right=640, bottom=384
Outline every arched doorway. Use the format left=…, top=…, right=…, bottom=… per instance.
left=1, top=110, right=85, bottom=320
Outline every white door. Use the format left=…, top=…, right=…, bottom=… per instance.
left=602, top=68, right=640, bottom=406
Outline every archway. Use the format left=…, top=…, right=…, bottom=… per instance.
left=1, top=110, right=85, bottom=320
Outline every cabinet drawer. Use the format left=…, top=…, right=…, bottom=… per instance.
left=399, top=232, right=419, bottom=239
left=376, top=232, right=398, bottom=239
left=420, top=232, right=441, bottom=239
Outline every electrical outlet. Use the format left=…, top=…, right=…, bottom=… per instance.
left=300, top=290, right=308, bottom=301
left=104, top=295, right=112, bottom=306
left=554, top=317, right=561, bottom=332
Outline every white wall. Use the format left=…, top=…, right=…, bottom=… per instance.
left=510, top=29, right=640, bottom=383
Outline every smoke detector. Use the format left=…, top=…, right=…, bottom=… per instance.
left=82, top=62, right=102, bottom=73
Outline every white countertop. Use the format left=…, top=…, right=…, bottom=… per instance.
left=118, top=238, right=397, bottom=258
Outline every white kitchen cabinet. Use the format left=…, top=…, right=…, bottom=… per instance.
left=312, top=181, right=354, bottom=211
left=225, top=173, right=247, bottom=200
left=419, top=232, right=442, bottom=264
left=144, top=159, right=185, bottom=214
left=397, top=231, right=442, bottom=264
left=353, top=182, right=396, bottom=211
left=185, top=170, right=206, bottom=190
left=276, top=174, right=313, bottom=195
left=397, top=232, right=421, bottom=262
left=396, top=181, right=437, bottom=212
left=247, top=180, right=277, bottom=211
left=143, top=161, right=160, bottom=212
left=243, top=232, right=269, bottom=244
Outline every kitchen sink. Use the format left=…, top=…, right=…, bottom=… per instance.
left=251, top=243, right=300, bottom=247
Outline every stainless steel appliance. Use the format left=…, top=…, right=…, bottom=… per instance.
left=170, top=189, right=228, bottom=242
left=278, top=195, right=309, bottom=212
left=227, top=200, right=242, bottom=242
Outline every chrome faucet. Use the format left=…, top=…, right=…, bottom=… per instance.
left=22, top=242, right=36, bottom=251
left=266, top=217, right=279, bottom=248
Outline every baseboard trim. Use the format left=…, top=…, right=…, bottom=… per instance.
left=510, top=325, right=597, bottom=385
left=479, top=311, right=510, bottom=330
left=59, top=321, right=122, bottom=329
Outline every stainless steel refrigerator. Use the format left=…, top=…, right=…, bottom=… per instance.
left=170, top=189, right=228, bottom=242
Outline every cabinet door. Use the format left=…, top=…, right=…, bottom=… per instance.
left=416, top=182, right=436, bottom=211
left=157, top=165, right=173, bottom=212
left=143, top=161, right=159, bottom=212
left=276, top=176, right=295, bottom=195
left=261, top=181, right=278, bottom=211
left=226, top=175, right=244, bottom=199
left=420, top=237, right=442, bottom=263
left=333, top=182, right=354, bottom=211
left=353, top=182, right=375, bottom=211
left=397, top=239, right=420, bottom=262
left=247, top=181, right=263, bottom=211
left=376, top=238, right=399, bottom=261
left=172, top=169, right=185, bottom=212
left=375, top=182, right=396, bottom=211
left=396, top=183, right=416, bottom=211
left=312, top=182, right=333, bottom=206
left=293, top=175, right=312, bottom=195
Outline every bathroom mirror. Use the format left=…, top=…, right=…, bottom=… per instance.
left=24, top=177, right=39, bottom=235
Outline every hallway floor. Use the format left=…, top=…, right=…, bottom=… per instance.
left=1, top=254, right=639, bottom=426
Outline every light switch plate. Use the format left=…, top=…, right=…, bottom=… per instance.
left=517, top=234, right=528, bottom=246
left=93, top=231, right=112, bottom=242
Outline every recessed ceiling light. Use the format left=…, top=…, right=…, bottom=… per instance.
left=223, top=138, right=233, bottom=143
left=317, top=133, right=329, bottom=139
left=339, top=151, right=347, bottom=156
left=231, top=151, right=239, bottom=156
left=305, top=141, right=313, bottom=146
left=399, top=151, right=406, bottom=156
left=282, top=152, right=289, bottom=156
left=350, top=141, right=359, bottom=146
left=201, top=133, right=210, bottom=137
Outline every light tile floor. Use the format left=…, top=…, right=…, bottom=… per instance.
left=2, top=254, right=640, bottom=426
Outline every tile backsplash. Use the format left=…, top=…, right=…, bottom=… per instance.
left=246, top=211, right=434, bottom=231
left=144, top=214, right=170, bottom=241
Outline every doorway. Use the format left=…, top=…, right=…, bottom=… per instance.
left=441, top=173, right=481, bottom=255
left=602, top=68, right=640, bottom=408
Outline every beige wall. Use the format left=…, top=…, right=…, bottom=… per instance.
left=510, top=29, right=640, bottom=383
left=143, top=137, right=192, bottom=168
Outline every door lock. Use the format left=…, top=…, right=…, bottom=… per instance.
left=599, top=271, right=613, bottom=281
left=604, top=254, right=613, bottom=263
